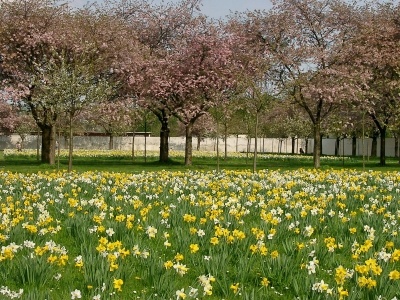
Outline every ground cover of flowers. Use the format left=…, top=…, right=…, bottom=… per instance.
left=1, top=168, right=400, bottom=300
left=4, top=148, right=348, bottom=162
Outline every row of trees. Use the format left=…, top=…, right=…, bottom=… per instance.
left=0, top=0, right=399, bottom=169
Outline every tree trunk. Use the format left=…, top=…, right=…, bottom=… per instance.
left=37, top=130, right=40, bottom=161
left=20, top=137, right=25, bottom=150
left=291, top=137, right=295, bottom=154
left=184, top=121, right=194, bottom=166
left=305, top=139, right=309, bottom=154
left=29, top=97, right=56, bottom=165
left=335, top=137, right=340, bottom=156
left=253, top=113, right=258, bottom=173
left=159, top=118, right=170, bottom=163
left=57, top=131, right=60, bottom=172
left=224, top=123, right=228, bottom=161
left=40, top=124, right=56, bottom=165
left=352, top=136, right=357, bottom=156
left=395, top=134, right=398, bottom=158
left=216, top=122, right=220, bottom=173
left=371, top=135, right=378, bottom=157
left=68, top=116, right=73, bottom=173
left=246, top=137, right=250, bottom=164
left=196, top=136, right=201, bottom=151
left=109, top=135, right=114, bottom=150
left=131, top=133, right=136, bottom=161
left=379, top=127, right=386, bottom=166
left=320, top=135, right=323, bottom=157
left=263, top=137, right=265, bottom=153
left=313, top=123, right=321, bottom=168
left=64, top=136, right=69, bottom=149
left=236, top=134, right=239, bottom=152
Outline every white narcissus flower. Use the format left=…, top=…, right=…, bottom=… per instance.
left=106, top=228, right=115, bottom=237
left=71, top=289, right=82, bottom=299
left=175, top=288, right=186, bottom=299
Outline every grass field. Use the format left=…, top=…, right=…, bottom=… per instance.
left=1, top=149, right=399, bottom=173
left=1, top=150, right=400, bottom=300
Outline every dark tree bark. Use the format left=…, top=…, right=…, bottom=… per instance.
left=291, top=137, right=296, bottom=154
left=335, top=137, right=340, bottom=156
left=150, top=108, right=171, bottom=163
left=131, top=133, right=136, bottom=161
left=224, top=122, right=228, bottom=161
left=371, top=135, right=378, bottom=158
left=312, top=124, right=322, bottom=168
left=379, top=128, right=386, bottom=165
left=352, top=136, right=357, bottom=156
left=184, top=121, right=194, bottom=166
left=109, top=135, right=114, bottom=150
left=29, top=96, right=57, bottom=165
left=40, top=124, right=56, bottom=165
left=305, top=139, right=309, bottom=154
left=196, top=136, right=201, bottom=151
left=159, top=119, right=170, bottom=162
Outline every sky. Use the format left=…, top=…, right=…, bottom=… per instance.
left=70, top=0, right=274, bottom=19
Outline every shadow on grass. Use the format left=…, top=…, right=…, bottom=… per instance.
left=70, top=157, right=183, bottom=166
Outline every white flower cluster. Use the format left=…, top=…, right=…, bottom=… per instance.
left=0, top=287, right=23, bottom=299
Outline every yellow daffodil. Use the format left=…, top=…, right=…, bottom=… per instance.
left=113, top=278, right=123, bottom=292
left=389, top=270, right=400, bottom=280
left=230, top=283, right=239, bottom=294
left=190, top=244, right=199, bottom=253
left=261, top=277, right=270, bottom=287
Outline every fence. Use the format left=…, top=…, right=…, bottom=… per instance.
left=0, top=134, right=397, bottom=157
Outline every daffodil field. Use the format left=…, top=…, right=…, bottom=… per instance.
left=1, top=155, right=400, bottom=299
left=3, top=148, right=349, bottom=162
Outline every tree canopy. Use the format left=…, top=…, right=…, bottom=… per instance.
left=0, top=0, right=399, bottom=168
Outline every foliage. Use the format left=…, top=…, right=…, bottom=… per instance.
left=0, top=100, right=18, bottom=134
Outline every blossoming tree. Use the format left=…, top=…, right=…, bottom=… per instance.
left=238, top=0, right=360, bottom=168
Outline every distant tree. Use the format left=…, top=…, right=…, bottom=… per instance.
left=341, top=2, right=400, bottom=165
left=0, top=0, right=124, bottom=164
left=209, top=97, right=240, bottom=160
left=89, top=99, right=134, bottom=151
left=239, top=84, right=272, bottom=172
left=238, top=0, right=360, bottom=168
left=233, top=105, right=256, bottom=162
left=110, top=0, right=202, bottom=163
left=14, top=113, right=38, bottom=149
left=32, top=53, right=116, bottom=172
left=177, top=113, right=214, bottom=151
left=209, top=105, right=226, bottom=172
left=282, top=114, right=314, bottom=154
left=134, top=16, right=237, bottom=165
left=0, top=0, right=70, bottom=163
left=0, top=100, right=18, bottom=134
left=125, top=100, right=144, bottom=161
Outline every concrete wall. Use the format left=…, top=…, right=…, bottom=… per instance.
left=1, top=134, right=398, bottom=157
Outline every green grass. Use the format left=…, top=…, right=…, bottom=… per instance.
left=1, top=165, right=400, bottom=299
left=1, top=150, right=399, bottom=173
left=1, top=150, right=400, bottom=299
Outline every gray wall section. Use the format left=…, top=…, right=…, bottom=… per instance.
left=1, top=134, right=398, bottom=157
